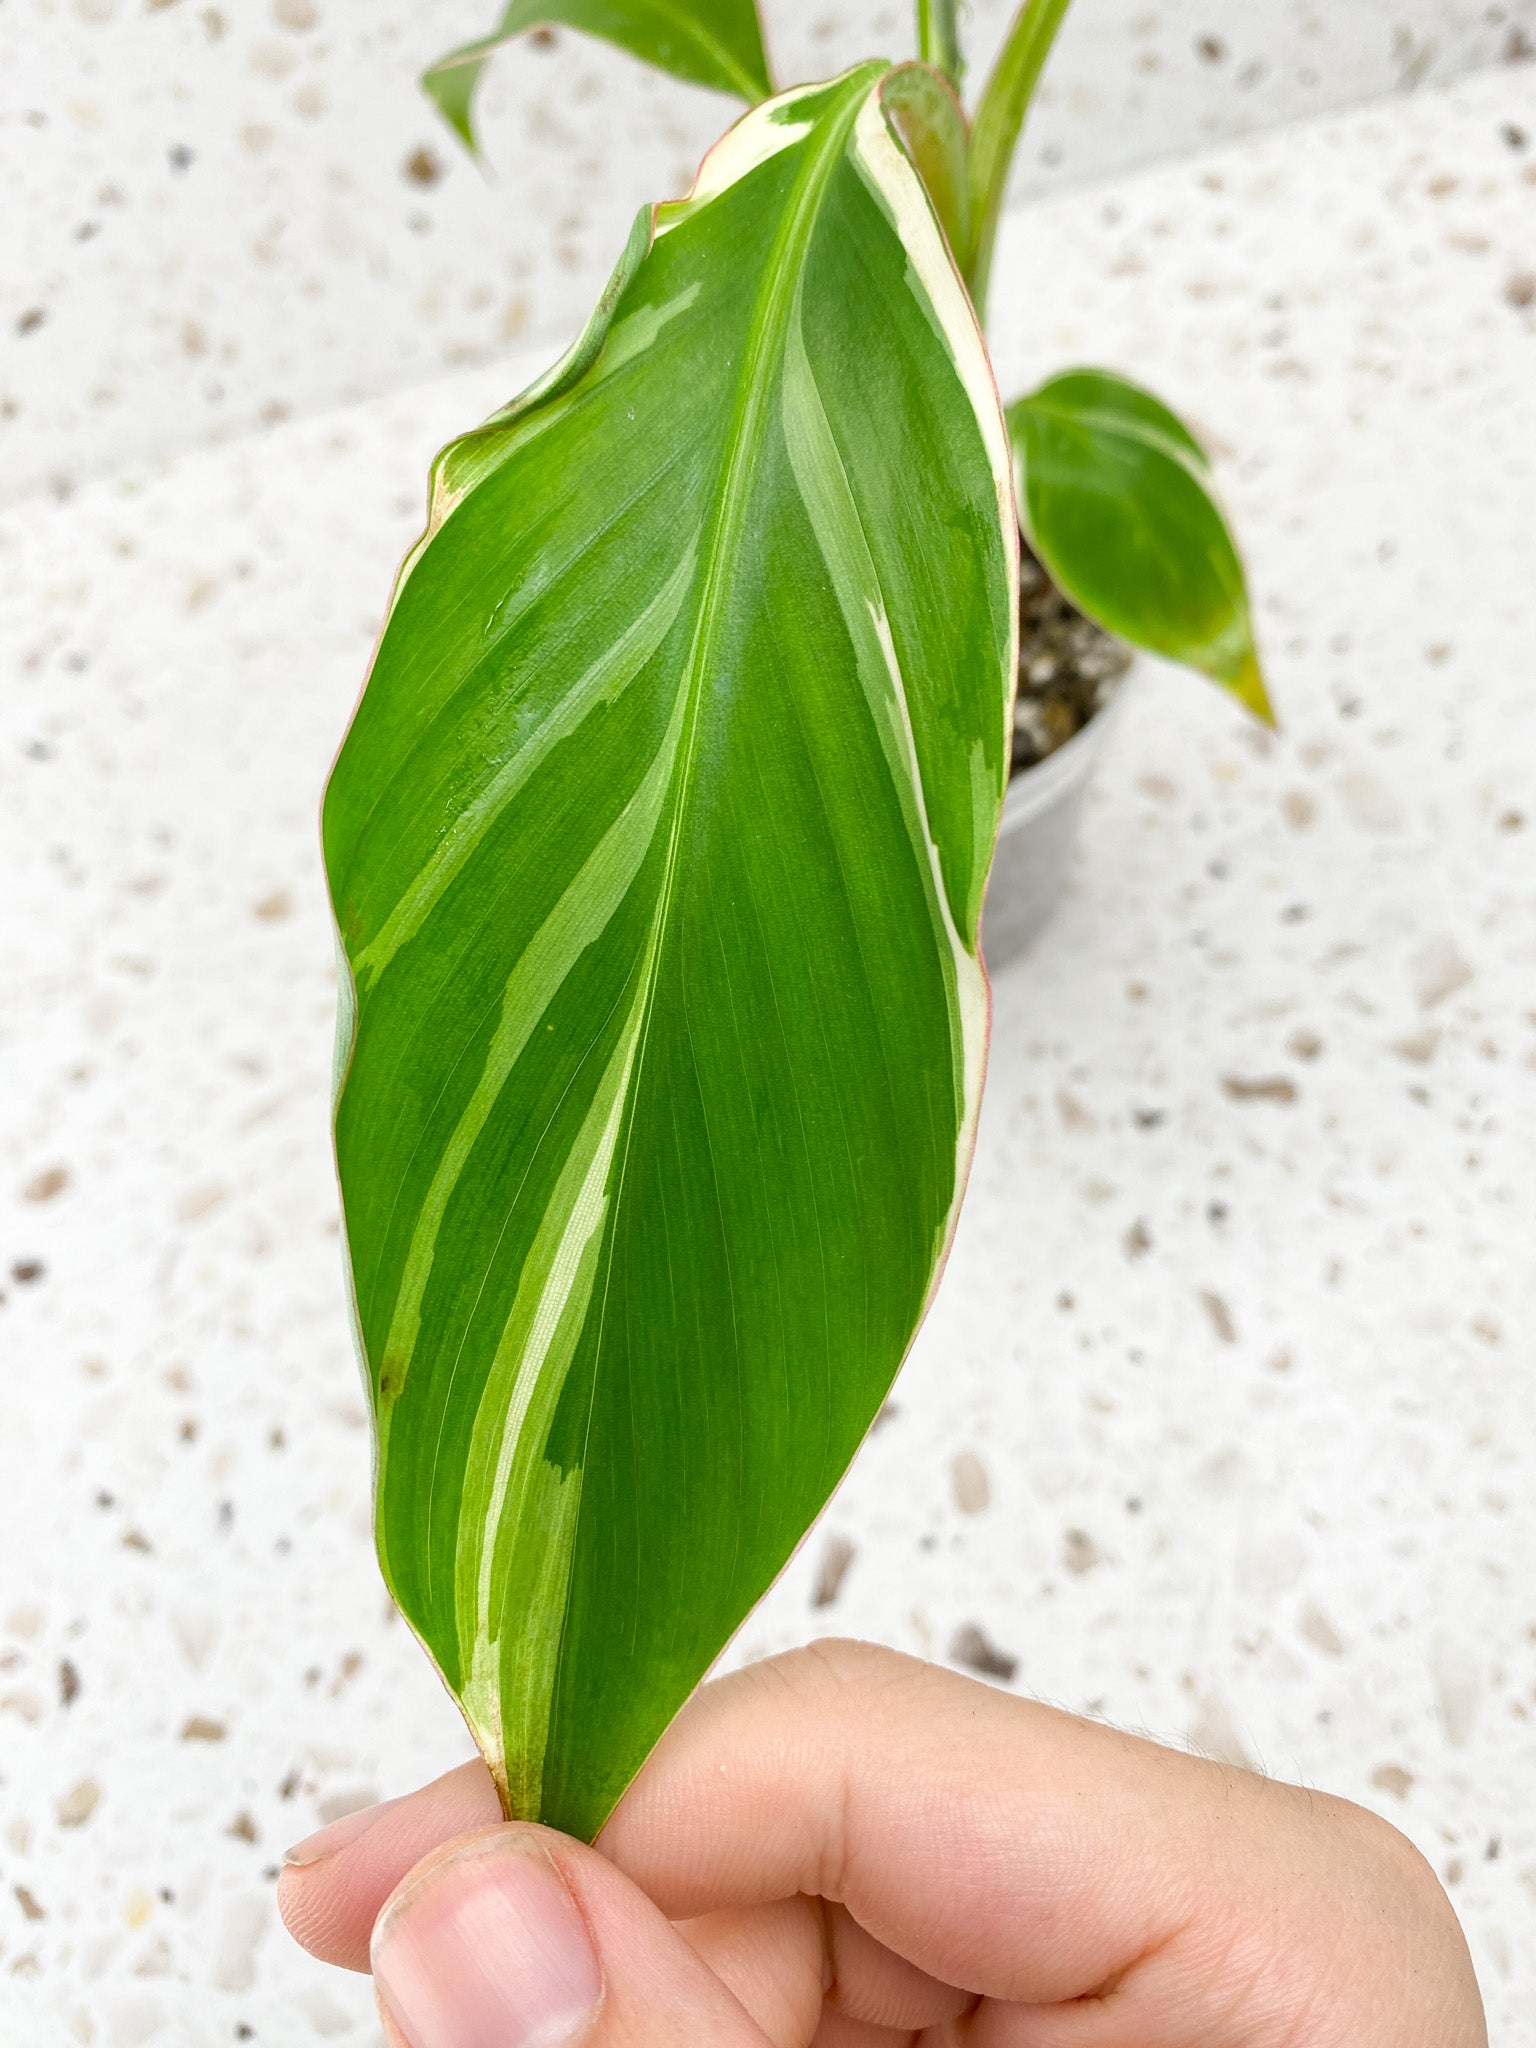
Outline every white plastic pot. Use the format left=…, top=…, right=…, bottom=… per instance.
left=982, top=671, right=1132, bottom=970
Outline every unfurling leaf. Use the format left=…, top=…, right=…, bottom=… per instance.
left=1008, top=367, right=1273, bottom=724
left=424, top=0, right=773, bottom=155
left=881, top=62, right=972, bottom=273
left=325, top=67, right=1017, bottom=1841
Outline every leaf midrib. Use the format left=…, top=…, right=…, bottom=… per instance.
left=1017, top=396, right=1211, bottom=482
left=549, top=71, right=879, bottom=1699
left=617, top=75, right=876, bottom=1151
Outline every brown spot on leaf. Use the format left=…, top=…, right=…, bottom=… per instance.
left=1123, top=1218, right=1152, bottom=1260
left=59, top=1659, right=79, bottom=1707
left=14, top=1885, right=45, bottom=1921
left=23, top=1167, right=69, bottom=1203
left=1371, top=1763, right=1414, bottom=1799
left=253, top=890, right=290, bottom=921
left=181, top=1715, right=226, bottom=1742
left=1063, top=1529, right=1102, bottom=1575
left=227, top=1811, right=258, bottom=1843
left=1286, top=1029, right=1323, bottom=1061
left=1506, top=270, right=1536, bottom=309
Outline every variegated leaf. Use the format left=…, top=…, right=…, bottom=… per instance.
left=324, top=65, right=1017, bottom=1841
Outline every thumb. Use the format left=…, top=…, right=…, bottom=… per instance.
left=370, top=1821, right=777, bottom=2048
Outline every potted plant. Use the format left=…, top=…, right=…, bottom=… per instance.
left=321, top=0, right=1271, bottom=1843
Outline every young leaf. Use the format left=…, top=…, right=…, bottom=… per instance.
left=424, top=0, right=773, bottom=155
left=1008, top=367, right=1272, bottom=722
left=325, top=67, right=1017, bottom=1842
left=881, top=63, right=972, bottom=272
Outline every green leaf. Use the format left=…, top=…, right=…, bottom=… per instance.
left=424, top=0, right=773, bottom=155
left=915, top=0, right=963, bottom=89
left=966, top=0, right=1074, bottom=318
left=325, top=67, right=1017, bottom=1841
left=1008, top=367, right=1272, bottom=723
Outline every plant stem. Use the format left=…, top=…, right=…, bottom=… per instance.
left=916, top=0, right=963, bottom=88
left=966, top=0, right=1074, bottom=322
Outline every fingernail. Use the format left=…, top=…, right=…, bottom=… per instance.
left=284, top=1795, right=402, bottom=1868
left=372, top=1834, right=602, bottom=2048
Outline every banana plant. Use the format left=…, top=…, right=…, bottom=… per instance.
left=324, top=0, right=1271, bottom=1841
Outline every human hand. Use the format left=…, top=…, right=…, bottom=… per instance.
left=278, top=1639, right=1485, bottom=2047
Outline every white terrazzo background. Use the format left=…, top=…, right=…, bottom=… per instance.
left=6, top=0, right=1536, bottom=503
left=2, top=50, right=1536, bottom=2048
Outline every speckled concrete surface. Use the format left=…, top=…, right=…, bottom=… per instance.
left=6, top=0, right=1536, bottom=504
left=2, top=58, right=1535, bottom=2048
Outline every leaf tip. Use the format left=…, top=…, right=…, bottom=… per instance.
left=421, top=55, right=485, bottom=159
left=1232, top=651, right=1277, bottom=729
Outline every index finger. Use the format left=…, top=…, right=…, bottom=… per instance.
left=600, top=1638, right=1223, bottom=2003
left=278, top=1636, right=1424, bottom=2013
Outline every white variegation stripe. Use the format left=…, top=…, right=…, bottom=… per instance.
left=454, top=1004, right=644, bottom=1806
left=788, top=111, right=1008, bottom=1284
left=598, top=282, right=704, bottom=377
left=850, top=87, right=1019, bottom=747
left=652, top=78, right=833, bottom=239
left=356, top=545, right=697, bottom=987
left=850, top=88, right=1014, bottom=516
left=781, top=310, right=988, bottom=1221
left=374, top=662, right=694, bottom=1439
